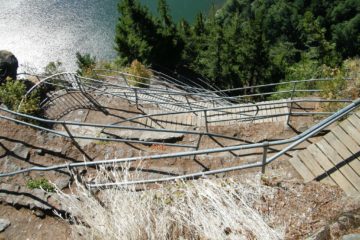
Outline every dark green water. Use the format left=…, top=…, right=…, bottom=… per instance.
left=0, top=0, right=224, bottom=71
left=141, top=0, right=225, bottom=22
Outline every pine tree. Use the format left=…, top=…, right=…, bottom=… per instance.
left=114, top=0, right=159, bottom=66
left=197, top=7, right=226, bottom=87
left=153, top=0, right=183, bottom=69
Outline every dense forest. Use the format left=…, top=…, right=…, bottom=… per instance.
left=114, top=0, right=359, bottom=89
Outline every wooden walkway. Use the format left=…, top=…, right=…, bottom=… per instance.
left=289, top=112, right=360, bottom=196
left=140, top=99, right=289, bottom=130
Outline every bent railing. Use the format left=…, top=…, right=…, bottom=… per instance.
left=0, top=98, right=358, bottom=187
left=18, top=71, right=351, bottom=111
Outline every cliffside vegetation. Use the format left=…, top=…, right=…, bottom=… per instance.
left=0, top=78, right=42, bottom=117
left=114, top=0, right=359, bottom=91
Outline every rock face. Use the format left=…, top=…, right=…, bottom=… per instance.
left=0, top=218, right=10, bottom=232
left=0, top=183, right=54, bottom=211
left=0, top=50, right=18, bottom=82
left=102, top=129, right=184, bottom=142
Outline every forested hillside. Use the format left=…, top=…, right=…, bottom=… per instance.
left=114, top=0, right=359, bottom=89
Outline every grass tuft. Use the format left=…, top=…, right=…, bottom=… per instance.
left=56, top=166, right=283, bottom=240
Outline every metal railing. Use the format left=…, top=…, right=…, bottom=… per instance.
left=7, top=71, right=352, bottom=152
left=1, top=70, right=357, bottom=188
left=15, top=72, right=352, bottom=132
left=0, top=98, right=358, bottom=187
left=19, top=71, right=350, bottom=112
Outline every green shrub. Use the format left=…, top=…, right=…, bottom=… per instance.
left=270, top=58, right=360, bottom=101
left=0, top=78, right=42, bottom=116
left=44, top=61, right=64, bottom=76
left=126, top=60, right=152, bottom=88
left=316, top=58, right=359, bottom=112
left=26, top=178, right=55, bottom=192
left=76, top=52, right=97, bottom=78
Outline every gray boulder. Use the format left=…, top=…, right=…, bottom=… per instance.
left=0, top=218, right=10, bottom=232
left=0, top=50, right=18, bottom=82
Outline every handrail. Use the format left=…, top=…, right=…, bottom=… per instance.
left=19, top=71, right=348, bottom=104
left=18, top=72, right=350, bottom=118
left=88, top=98, right=360, bottom=187
left=0, top=98, right=358, bottom=182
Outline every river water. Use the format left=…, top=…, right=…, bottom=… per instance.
left=0, top=0, right=224, bottom=72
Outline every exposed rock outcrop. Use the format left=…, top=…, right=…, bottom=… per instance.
left=0, top=50, right=18, bottom=82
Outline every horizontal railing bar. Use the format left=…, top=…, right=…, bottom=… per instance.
left=0, top=114, right=195, bottom=148
left=1, top=99, right=357, bottom=178
left=88, top=98, right=360, bottom=187
left=0, top=107, right=248, bottom=143
left=110, top=98, right=350, bottom=126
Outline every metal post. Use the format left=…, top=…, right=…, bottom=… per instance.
left=261, top=142, right=269, bottom=174
left=204, top=110, right=209, bottom=133
left=124, top=92, right=131, bottom=105
left=121, top=73, right=130, bottom=87
left=287, top=82, right=297, bottom=125
left=134, top=88, right=139, bottom=109
left=185, top=94, right=193, bottom=110
left=62, top=123, right=92, bottom=161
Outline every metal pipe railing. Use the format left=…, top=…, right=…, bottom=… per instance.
left=88, top=98, right=360, bottom=187
left=19, top=72, right=349, bottom=113
left=1, top=99, right=358, bottom=182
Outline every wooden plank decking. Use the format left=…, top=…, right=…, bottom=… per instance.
left=289, top=112, right=360, bottom=196
left=143, top=99, right=290, bottom=130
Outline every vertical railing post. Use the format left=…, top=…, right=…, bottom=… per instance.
left=62, top=123, right=92, bottom=161
left=204, top=110, right=209, bottom=133
left=185, top=94, right=193, bottom=110
left=261, top=142, right=269, bottom=174
left=287, top=82, right=297, bottom=125
left=122, top=73, right=130, bottom=87
left=124, top=92, right=131, bottom=105
left=134, top=88, right=139, bottom=109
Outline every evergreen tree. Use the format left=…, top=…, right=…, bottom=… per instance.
left=199, top=11, right=225, bottom=87
left=237, top=18, right=270, bottom=90
left=153, top=0, right=183, bottom=69
left=299, top=11, right=338, bottom=65
left=113, top=0, right=359, bottom=92
left=115, top=0, right=183, bottom=69
left=114, top=0, right=159, bottom=66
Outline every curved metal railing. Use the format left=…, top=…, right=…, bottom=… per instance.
left=0, top=98, right=358, bottom=187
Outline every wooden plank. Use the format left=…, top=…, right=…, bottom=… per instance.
left=269, top=102, right=275, bottom=122
left=274, top=101, right=280, bottom=122
left=339, top=120, right=360, bottom=146
left=332, top=127, right=360, bottom=155
left=263, top=101, right=271, bottom=122
left=278, top=100, right=285, bottom=121
left=355, top=111, right=360, bottom=120
left=317, top=139, right=360, bottom=192
left=275, top=101, right=281, bottom=122
left=266, top=101, right=273, bottom=122
left=315, top=141, right=358, bottom=195
left=289, top=155, right=315, bottom=182
left=307, top=145, right=358, bottom=194
left=297, top=150, right=335, bottom=185
left=326, top=131, right=360, bottom=176
left=349, top=113, right=360, bottom=127
left=325, top=132, right=360, bottom=175
left=259, top=103, right=266, bottom=123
